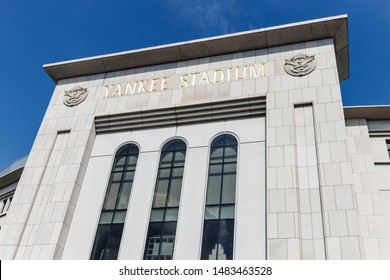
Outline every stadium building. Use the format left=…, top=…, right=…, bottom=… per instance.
left=1, top=15, right=390, bottom=260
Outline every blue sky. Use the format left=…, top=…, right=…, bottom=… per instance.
left=0, top=0, right=389, bottom=171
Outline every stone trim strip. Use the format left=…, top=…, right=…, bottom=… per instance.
left=369, top=130, right=390, bottom=137
left=44, top=15, right=349, bottom=83
left=95, top=96, right=266, bottom=134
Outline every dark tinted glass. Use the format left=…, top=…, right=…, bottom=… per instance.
left=90, top=144, right=139, bottom=260
left=201, top=135, right=237, bottom=260
left=144, top=140, right=186, bottom=260
left=90, top=224, right=124, bottom=260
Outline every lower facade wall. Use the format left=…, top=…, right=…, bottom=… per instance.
left=62, top=117, right=266, bottom=260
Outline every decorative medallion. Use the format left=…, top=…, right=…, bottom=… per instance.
left=63, top=86, right=88, bottom=107
left=284, top=54, right=316, bottom=77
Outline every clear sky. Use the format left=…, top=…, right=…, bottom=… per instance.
left=0, top=0, right=389, bottom=171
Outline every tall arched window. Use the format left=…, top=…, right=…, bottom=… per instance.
left=144, top=139, right=187, bottom=260
left=90, top=144, right=139, bottom=260
left=201, top=134, right=238, bottom=260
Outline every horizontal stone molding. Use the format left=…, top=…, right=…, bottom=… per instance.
left=44, top=15, right=349, bottom=83
left=369, top=130, right=390, bottom=137
left=95, top=96, right=266, bottom=134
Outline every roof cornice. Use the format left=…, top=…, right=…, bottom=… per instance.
left=43, top=15, right=349, bottom=83
left=344, top=105, right=390, bottom=120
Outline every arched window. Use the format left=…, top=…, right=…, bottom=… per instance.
left=144, top=139, right=187, bottom=260
left=90, top=144, right=139, bottom=260
left=201, top=134, right=238, bottom=260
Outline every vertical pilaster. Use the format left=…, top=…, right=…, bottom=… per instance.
left=267, top=39, right=361, bottom=259
left=346, top=119, right=390, bottom=259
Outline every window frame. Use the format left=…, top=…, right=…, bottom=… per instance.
left=201, top=133, right=238, bottom=260
left=90, top=143, right=139, bottom=260
left=143, top=139, right=187, bottom=260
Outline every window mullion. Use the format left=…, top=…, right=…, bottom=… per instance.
left=114, top=155, right=130, bottom=211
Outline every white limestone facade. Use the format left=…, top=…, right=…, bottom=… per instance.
left=0, top=15, right=390, bottom=260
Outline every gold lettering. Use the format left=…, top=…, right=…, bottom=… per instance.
left=213, top=69, right=224, bottom=83
left=179, top=74, right=189, bottom=88
left=113, top=84, right=122, bottom=96
left=227, top=68, right=232, bottom=82
left=149, top=78, right=159, bottom=92
left=261, top=63, right=265, bottom=77
left=199, top=71, right=210, bottom=85
left=125, top=82, right=137, bottom=95
left=249, top=65, right=259, bottom=79
left=161, top=77, right=170, bottom=91
left=103, top=63, right=266, bottom=98
left=235, top=66, right=246, bottom=80
left=138, top=80, right=148, bottom=93
left=190, top=72, right=200, bottom=87
left=104, top=85, right=114, bottom=98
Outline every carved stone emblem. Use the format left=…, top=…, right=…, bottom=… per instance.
left=284, top=54, right=316, bottom=77
left=64, top=86, right=88, bottom=107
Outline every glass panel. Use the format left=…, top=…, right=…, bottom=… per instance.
left=165, top=208, right=179, bottom=221
left=221, top=174, right=236, bottom=204
left=224, top=135, right=237, bottom=147
left=114, top=166, right=124, bottom=172
left=162, top=221, right=177, bottom=236
left=151, top=239, right=160, bottom=256
left=117, top=181, right=133, bottom=209
left=160, top=240, right=174, bottom=256
left=161, top=152, right=173, bottom=166
left=201, top=220, right=219, bottom=260
left=91, top=224, right=111, bottom=260
left=220, top=205, right=235, bottom=219
left=167, top=179, right=182, bottom=207
left=210, top=147, right=223, bottom=164
left=209, top=164, right=222, bottom=175
left=104, top=183, right=120, bottom=210
left=113, top=211, right=126, bottom=224
left=217, top=219, right=234, bottom=260
left=145, top=223, right=163, bottom=260
left=91, top=144, right=139, bottom=261
left=163, top=142, right=175, bottom=152
left=174, top=151, right=185, bottom=162
left=224, top=146, right=237, bottom=163
left=128, top=146, right=139, bottom=155
left=123, top=171, right=134, bottom=181
left=118, top=145, right=131, bottom=156
left=91, top=224, right=124, bottom=260
left=111, top=172, right=123, bottom=182
left=206, top=175, right=221, bottom=205
left=150, top=209, right=164, bottom=222
left=205, top=206, right=219, bottom=220
left=99, top=211, right=114, bottom=224
left=223, top=163, right=237, bottom=174
left=115, top=156, right=126, bottom=167
left=212, top=136, right=225, bottom=147
left=144, top=140, right=186, bottom=260
left=211, top=147, right=223, bottom=158
left=201, top=135, right=236, bottom=260
left=174, top=140, right=186, bottom=151
left=145, top=223, right=177, bottom=260
left=104, top=224, right=124, bottom=260
left=224, top=146, right=237, bottom=157
left=158, top=168, right=171, bottom=179
left=153, top=180, right=169, bottom=207
left=171, top=167, right=184, bottom=178
left=127, top=155, right=138, bottom=167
